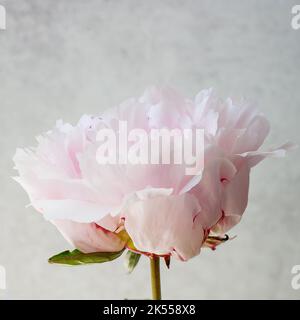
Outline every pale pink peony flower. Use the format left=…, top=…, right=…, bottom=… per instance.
left=13, top=87, right=294, bottom=261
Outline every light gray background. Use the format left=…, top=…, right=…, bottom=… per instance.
left=0, top=0, right=299, bottom=300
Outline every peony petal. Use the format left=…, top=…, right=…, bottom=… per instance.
left=123, top=192, right=203, bottom=261
left=221, top=163, right=250, bottom=218
left=189, top=147, right=237, bottom=229
left=232, top=114, right=270, bottom=154
left=51, top=220, right=125, bottom=253
left=33, top=199, right=117, bottom=223
left=13, top=176, right=99, bottom=203
left=212, top=162, right=250, bottom=234
left=145, top=86, right=192, bottom=129
left=240, top=142, right=297, bottom=167
left=95, top=214, right=121, bottom=232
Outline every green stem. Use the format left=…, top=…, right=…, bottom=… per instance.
left=150, top=256, right=161, bottom=300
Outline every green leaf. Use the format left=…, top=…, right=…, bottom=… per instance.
left=48, top=249, right=124, bottom=266
left=124, top=250, right=141, bottom=273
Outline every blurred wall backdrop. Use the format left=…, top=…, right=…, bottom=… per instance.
left=0, top=0, right=299, bottom=299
